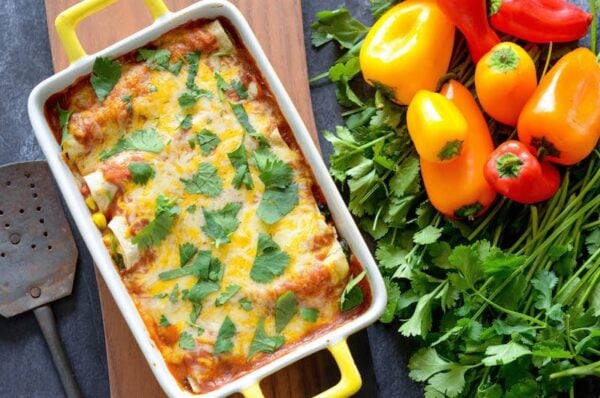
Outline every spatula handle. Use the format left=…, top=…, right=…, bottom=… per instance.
left=33, top=305, right=82, bottom=398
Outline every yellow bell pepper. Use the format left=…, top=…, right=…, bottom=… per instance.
left=407, top=90, right=468, bottom=162
left=359, top=0, right=455, bottom=105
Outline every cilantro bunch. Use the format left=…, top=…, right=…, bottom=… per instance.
left=311, top=2, right=600, bottom=397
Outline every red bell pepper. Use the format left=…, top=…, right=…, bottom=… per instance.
left=436, top=0, right=500, bottom=62
left=484, top=141, right=561, bottom=204
left=490, top=0, right=592, bottom=43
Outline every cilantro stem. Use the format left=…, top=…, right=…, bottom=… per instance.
left=575, top=255, right=600, bottom=308
left=336, top=132, right=395, bottom=158
left=550, top=360, right=600, bottom=379
left=591, top=0, right=598, bottom=54
left=540, top=43, right=554, bottom=77
left=474, top=292, right=546, bottom=327
left=582, top=219, right=600, bottom=230
left=309, top=71, right=330, bottom=84
left=467, top=198, right=506, bottom=241
left=556, top=248, right=600, bottom=304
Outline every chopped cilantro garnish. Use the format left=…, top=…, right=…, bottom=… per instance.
left=257, top=183, right=299, bottom=225
left=253, top=149, right=293, bottom=189
left=214, top=72, right=229, bottom=101
left=178, top=114, right=193, bottom=130
left=186, top=321, right=205, bottom=336
left=201, top=202, right=242, bottom=247
left=215, top=284, right=241, bottom=306
left=91, top=56, right=121, bottom=102
left=178, top=331, right=196, bottom=350
left=189, top=303, right=202, bottom=323
left=275, top=291, right=297, bottom=333
left=232, top=80, right=248, bottom=100
left=186, top=204, right=197, bottom=214
left=169, top=283, right=179, bottom=303
left=230, top=102, right=256, bottom=135
left=300, top=308, right=319, bottom=323
left=132, top=194, right=179, bottom=249
left=340, top=271, right=366, bottom=311
left=99, top=128, right=163, bottom=160
left=187, top=281, right=219, bottom=304
left=181, top=162, right=222, bottom=197
left=185, top=52, right=200, bottom=89
left=179, top=242, right=198, bottom=267
left=248, top=317, right=284, bottom=358
left=159, top=314, right=171, bottom=327
left=228, top=143, right=253, bottom=189
left=178, top=87, right=213, bottom=109
left=190, top=129, right=220, bottom=155
left=214, top=316, right=236, bottom=355
left=239, top=298, right=253, bottom=311
left=250, top=233, right=290, bottom=283
left=154, top=292, right=168, bottom=299
left=159, top=250, right=211, bottom=281
left=128, top=162, right=155, bottom=185
left=57, top=105, right=72, bottom=143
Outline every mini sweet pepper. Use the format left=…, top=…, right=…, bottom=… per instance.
left=407, top=90, right=468, bottom=163
left=359, top=0, right=455, bottom=105
left=484, top=140, right=561, bottom=204
left=518, top=48, right=600, bottom=165
left=420, top=80, right=497, bottom=219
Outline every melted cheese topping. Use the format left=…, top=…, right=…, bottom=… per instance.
left=55, top=20, right=351, bottom=393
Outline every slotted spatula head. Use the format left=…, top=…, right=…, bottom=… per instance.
left=0, top=161, right=77, bottom=317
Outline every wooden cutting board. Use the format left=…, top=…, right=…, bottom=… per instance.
left=43, top=1, right=337, bottom=397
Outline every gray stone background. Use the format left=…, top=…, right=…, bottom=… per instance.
left=0, top=1, right=596, bottom=397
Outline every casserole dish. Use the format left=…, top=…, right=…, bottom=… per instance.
left=28, top=0, right=386, bottom=396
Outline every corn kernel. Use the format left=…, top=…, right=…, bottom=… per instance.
left=92, top=212, right=107, bottom=230
left=85, top=196, right=97, bottom=211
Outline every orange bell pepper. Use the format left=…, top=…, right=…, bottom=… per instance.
left=421, top=80, right=497, bottom=219
left=359, top=0, right=455, bottom=105
left=475, top=42, right=537, bottom=126
left=518, top=48, right=600, bottom=165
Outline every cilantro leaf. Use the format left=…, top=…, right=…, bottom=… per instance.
left=179, top=331, right=196, bottom=350
left=179, top=242, right=198, bottom=267
left=300, top=308, right=319, bottom=323
left=201, top=202, right=242, bottom=247
left=57, top=105, right=72, bottom=142
left=408, top=348, right=470, bottom=398
left=178, top=87, right=213, bottom=109
left=189, top=303, right=202, bottom=323
left=275, top=291, right=297, bottom=333
left=381, top=277, right=401, bottom=323
left=399, top=288, right=437, bottom=337
left=188, top=281, right=219, bottom=303
left=228, top=143, right=254, bottom=189
left=448, top=244, right=485, bottom=289
left=169, top=283, right=179, bottom=303
left=132, top=194, right=179, bottom=249
left=186, top=204, right=197, bottom=214
left=181, top=162, right=222, bottom=197
left=253, top=149, right=294, bottom=189
left=191, top=129, right=220, bottom=155
left=483, top=249, right=525, bottom=277
left=100, top=128, right=164, bottom=160
left=248, top=317, right=284, bottom=358
left=230, top=102, right=257, bottom=136
left=413, top=226, right=442, bottom=245
left=585, top=228, right=600, bottom=254
left=232, top=80, right=248, bottom=99
left=137, top=49, right=177, bottom=73
left=158, top=251, right=210, bottom=281
left=159, top=314, right=171, bottom=327
left=185, top=52, right=200, bottom=89
left=215, top=284, right=241, bottom=306
left=128, top=162, right=155, bottom=185
left=214, top=72, right=229, bottom=101
left=178, top=114, right=193, bottom=130
left=531, top=270, right=558, bottom=312
left=214, top=316, right=236, bottom=355
left=91, top=57, right=121, bottom=102
left=250, top=234, right=290, bottom=283
left=341, top=270, right=366, bottom=311
left=482, top=341, right=531, bottom=366
left=328, top=57, right=363, bottom=107
left=257, top=183, right=299, bottom=224
left=311, top=8, right=368, bottom=49
left=369, top=0, right=398, bottom=18
left=239, top=298, right=253, bottom=311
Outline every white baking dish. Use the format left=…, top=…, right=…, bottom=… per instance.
left=28, top=0, right=386, bottom=396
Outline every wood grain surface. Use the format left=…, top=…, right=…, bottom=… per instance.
left=43, top=1, right=336, bottom=397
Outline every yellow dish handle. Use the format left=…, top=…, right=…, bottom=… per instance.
left=55, top=0, right=170, bottom=64
left=315, top=338, right=362, bottom=398
left=240, top=338, right=361, bottom=398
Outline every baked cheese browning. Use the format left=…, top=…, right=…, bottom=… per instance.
left=45, top=18, right=368, bottom=393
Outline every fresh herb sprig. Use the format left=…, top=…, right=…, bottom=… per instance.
left=312, top=4, right=600, bottom=397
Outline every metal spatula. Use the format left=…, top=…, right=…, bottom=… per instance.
left=0, top=160, right=81, bottom=398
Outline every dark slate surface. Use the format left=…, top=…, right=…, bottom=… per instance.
left=0, top=2, right=110, bottom=398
